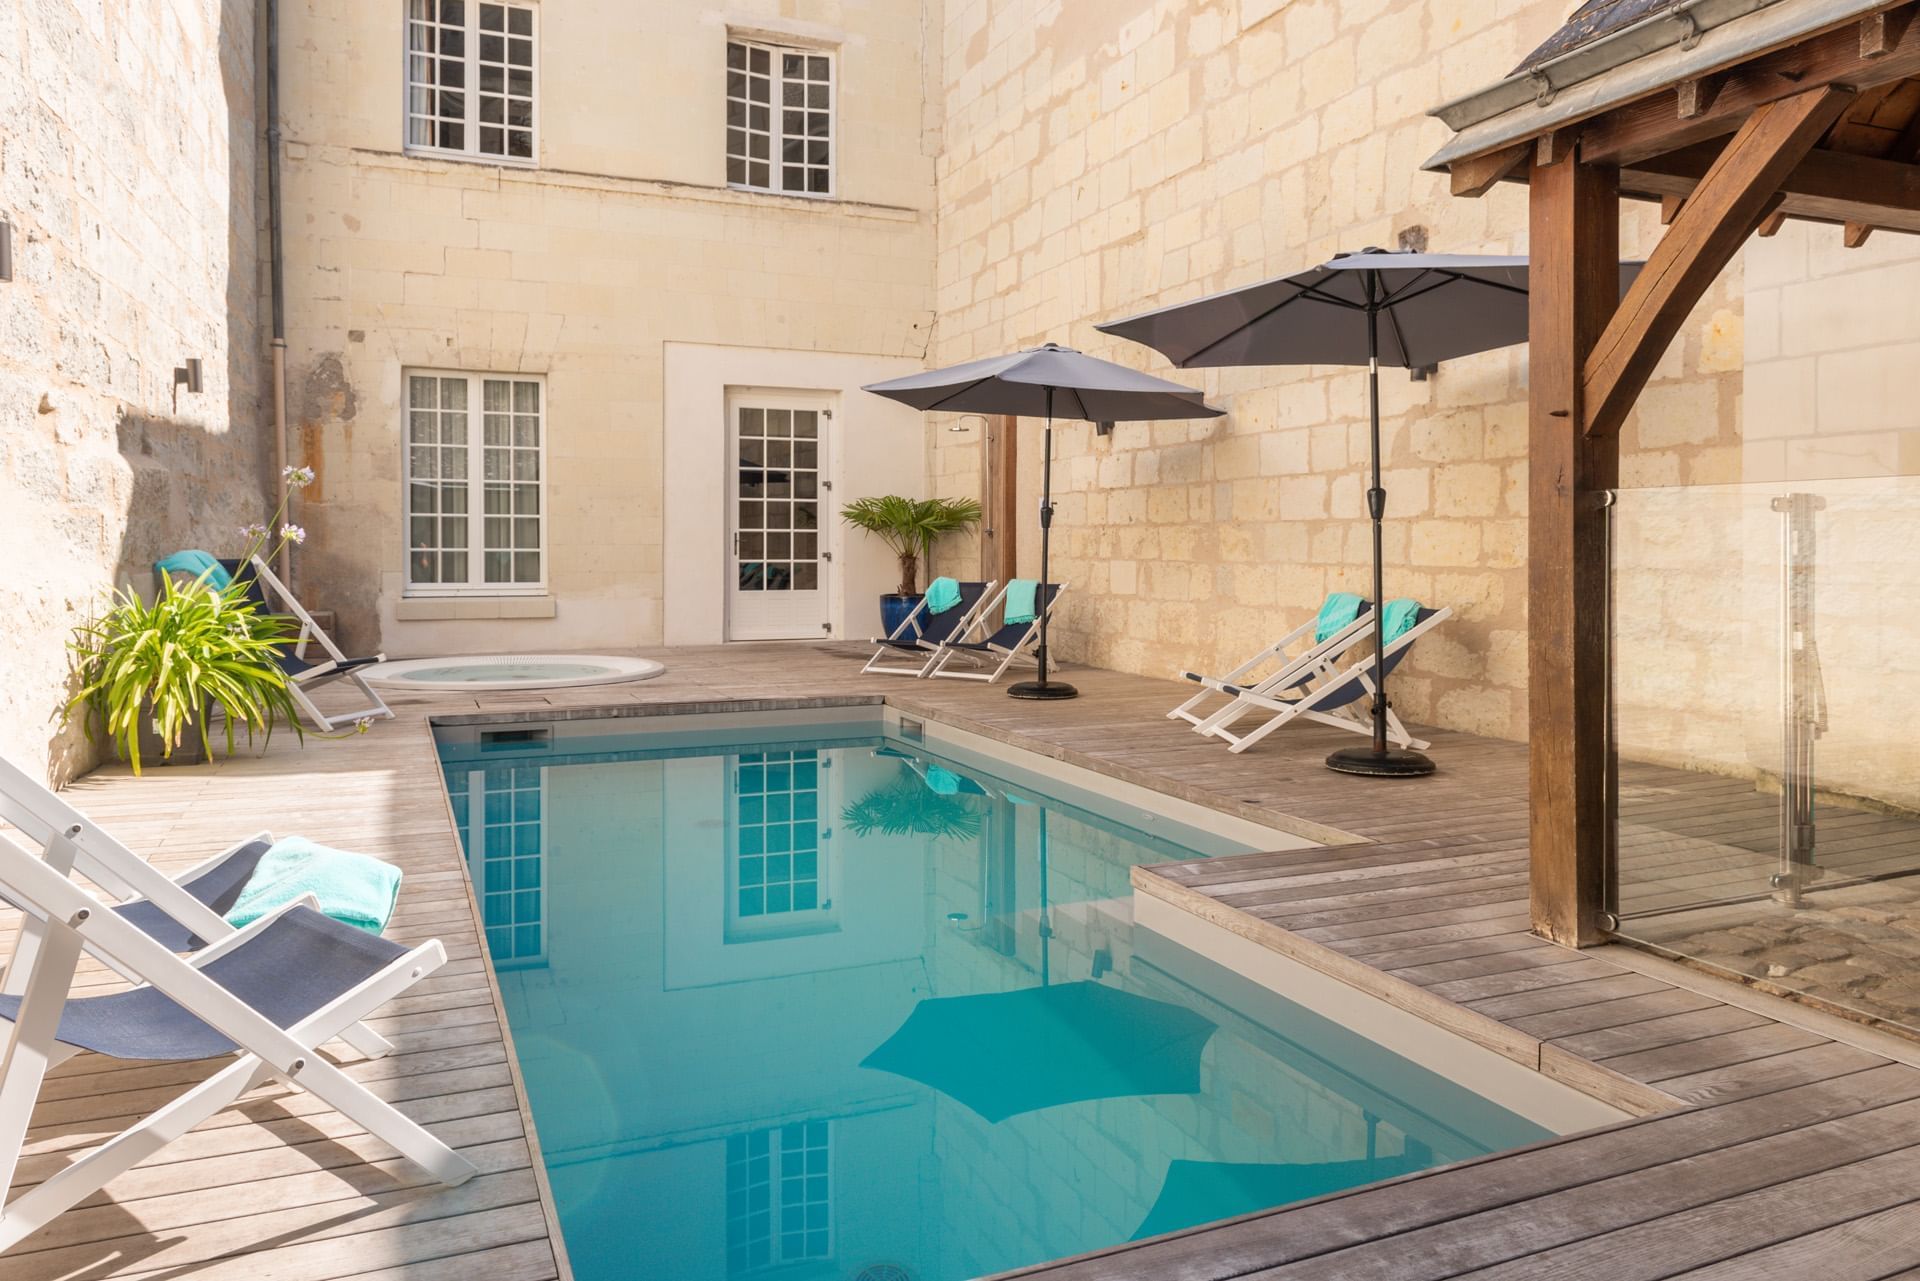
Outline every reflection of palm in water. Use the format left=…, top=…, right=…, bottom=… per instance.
left=840, top=776, right=983, bottom=840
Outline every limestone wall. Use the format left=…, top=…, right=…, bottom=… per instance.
left=926, top=0, right=1743, bottom=743
left=273, top=1, right=942, bottom=655
left=0, top=0, right=269, bottom=780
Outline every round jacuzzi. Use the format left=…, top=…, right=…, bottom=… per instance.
left=364, top=654, right=666, bottom=692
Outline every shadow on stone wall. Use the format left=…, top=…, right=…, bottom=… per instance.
left=38, top=0, right=271, bottom=787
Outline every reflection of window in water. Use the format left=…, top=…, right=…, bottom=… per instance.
left=726, top=1120, right=831, bottom=1273
left=728, top=750, right=835, bottom=939
left=448, top=765, right=547, bottom=967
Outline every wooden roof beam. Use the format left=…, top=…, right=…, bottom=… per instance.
left=1578, top=2, right=1920, bottom=168
left=1862, top=8, right=1916, bottom=59
left=1584, top=86, right=1856, bottom=440
left=1622, top=139, right=1920, bottom=233
left=1450, top=142, right=1529, bottom=197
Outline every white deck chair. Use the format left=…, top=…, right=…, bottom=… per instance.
left=1167, top=599, right=1378, bottom=728
left=0, top=754, right=393, bottom=1058
left=925, top=583, right=1071, bottom=684
left=0, top=825, right=474, bottom=1251
left=861, top=580, right=998, bottom=677
left=1197, top=606, right=1454, bottom=755
left=220, top=554, right=395, bottom=732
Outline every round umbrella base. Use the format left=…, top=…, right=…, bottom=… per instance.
left=1008, top=680, right=1079, bottom=701
left=1324, top=746, right=1436, bottom=777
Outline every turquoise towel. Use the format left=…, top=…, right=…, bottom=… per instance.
left=225, top=836, right=403, bottom=935
left=1004, top=579, right=1041, bottom=625
left=154, top=550, right=231, bottom=591
left=1381, top=598, right=1423, bottom=645
left=925, top=763, right=962, bottom=796
left=925, top=576, right=962, bottom=614
left=1314, top=592, right=1363, bottom=643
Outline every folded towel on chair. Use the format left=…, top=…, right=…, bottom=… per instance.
left=1004, top=579, right=1041, bottom=625
left=154, top=550, right=233, bottom=592
left=925, top=576, right=962, bottom=614
left=1315, top=592, right=1363, bottom=643
left=226, top=836, right=403, bottom=935
left=1381, top=598, right=1422, bottom=644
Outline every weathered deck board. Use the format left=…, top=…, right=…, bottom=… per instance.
left=7, top=642, right=1917, bottom=1278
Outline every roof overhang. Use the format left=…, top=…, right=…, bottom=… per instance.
left=1425, top=0, right=1892, bottom=172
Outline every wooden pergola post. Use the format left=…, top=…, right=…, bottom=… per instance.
left=1527, top=151, right=1620, bottom=947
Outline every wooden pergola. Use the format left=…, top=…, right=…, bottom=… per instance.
left=1428, top=0, right=1920, bottom=946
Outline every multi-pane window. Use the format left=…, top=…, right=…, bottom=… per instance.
left=736, top=407, right=822, bottom=593
left=726, top=39, right=833, bottom=196
left=448, top=765, right=546, bottom=968
left=406, top=371, right=544, bottom=593
left=407, top=1, right=536, bottom=162
left=733, top=750, right=823, bottom=918
left=726, top=1122, right=831, bottom=1274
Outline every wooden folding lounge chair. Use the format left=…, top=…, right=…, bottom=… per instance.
left=219, top=555, right=395, bottom=733
left=1196, top=606, right=1454, bottom=754
left=1167, top=598, right=1378, bottom=729
left=0, top=754, right=394, bottom=1061
left=0, top=824, right=474, bottom=1252
left=925, top=583, right=1070, bottom=684
left=861, top=580, right=997, bottom=677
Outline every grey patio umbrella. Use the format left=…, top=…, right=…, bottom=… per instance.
left=865, top=344, right=1221, bottom=700
left=1099, top=250, right=1639, bottom=776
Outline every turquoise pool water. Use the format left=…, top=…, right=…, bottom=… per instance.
left=438, top=715, right=1553, bottom=1281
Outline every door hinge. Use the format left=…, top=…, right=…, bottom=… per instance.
left=822, top=480, right=833, bottom=491
left=821, top=551, right=832, bottom=561
left=733, top=532, right=741, bottom=555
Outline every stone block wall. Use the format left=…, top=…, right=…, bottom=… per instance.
left=273, top=0, right=941, bottom=656
left=927, top=0, right=1745, bottom=745
left=0, top=0, right=269, bottom=779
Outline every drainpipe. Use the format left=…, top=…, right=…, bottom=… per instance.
left=266, top=0, right=292, bottom=587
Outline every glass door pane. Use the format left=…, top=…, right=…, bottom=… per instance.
left=728, top=396, right=829, bottom=640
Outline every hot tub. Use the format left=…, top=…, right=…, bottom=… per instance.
left=364, top=654, right=665, bottom=692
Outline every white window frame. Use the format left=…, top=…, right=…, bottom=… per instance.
left=404, top=0, right=540, bottom=167
left=726, top=36, right=836, bottom=199
left=403, top=368, right=548, bottom=598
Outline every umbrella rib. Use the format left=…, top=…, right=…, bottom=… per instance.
left=918, top=375, right=1004, bottom=414
left=1383, top=301, right=1415, bottom=368
left=1393, top=269, right=1531, bottom=304
left=1176, top=281, right=1362, bottom=368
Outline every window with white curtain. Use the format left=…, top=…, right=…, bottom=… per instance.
left=406, top=0, right=537, bottom=163
left=404, top=370, right=545, bottom=594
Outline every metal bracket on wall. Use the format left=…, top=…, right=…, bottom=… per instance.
left=0, top=220, right=11, bottom=282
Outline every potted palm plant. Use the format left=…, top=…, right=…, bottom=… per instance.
left=840, top=495, right=982, bottom=640
left=67, top=467, right=322, bottom=774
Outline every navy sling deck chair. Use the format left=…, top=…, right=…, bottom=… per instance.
left=861, top=580, right=998, bottom=677
left=212, top=555, right=395, bottom=733
left=1167, top=597, right=1378, bottom=729
left=0, top=819, right=473, bottom=1252
left=925, top=583, right=1070, bottom=685
left=0, top=753, right=394, bottom=1057
left=1195, top=605, right=1454, bottom=755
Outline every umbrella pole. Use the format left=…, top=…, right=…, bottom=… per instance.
left=1328, top=276, right=1435, bottom=778
left=1010, top=385, right=1078, bottom=700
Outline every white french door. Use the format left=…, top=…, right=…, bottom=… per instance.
left=727, top=392, right=830, bottom=640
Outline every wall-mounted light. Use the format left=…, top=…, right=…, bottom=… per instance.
left=1095, top=421, right=1115, bottom=437
left=171, top=358, right=203, bottom=412
left=0, top=220, right=12, bottom=282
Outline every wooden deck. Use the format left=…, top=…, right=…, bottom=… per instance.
left=6, top=642, right=1920, bottom=1279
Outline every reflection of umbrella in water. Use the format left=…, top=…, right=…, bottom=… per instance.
left=860, top=982, right=1216, bottom=1123
left=1132, top=1150, right=1430, bottom=1240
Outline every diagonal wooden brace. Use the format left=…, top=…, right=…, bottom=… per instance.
left=1582, top=86, right=1854, bottom=439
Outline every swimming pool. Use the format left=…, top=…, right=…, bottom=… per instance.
left=437, top=710, right=1608, bottom=1280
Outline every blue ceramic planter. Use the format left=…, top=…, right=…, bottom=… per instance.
left=880, top=593, right=924, bottom=642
